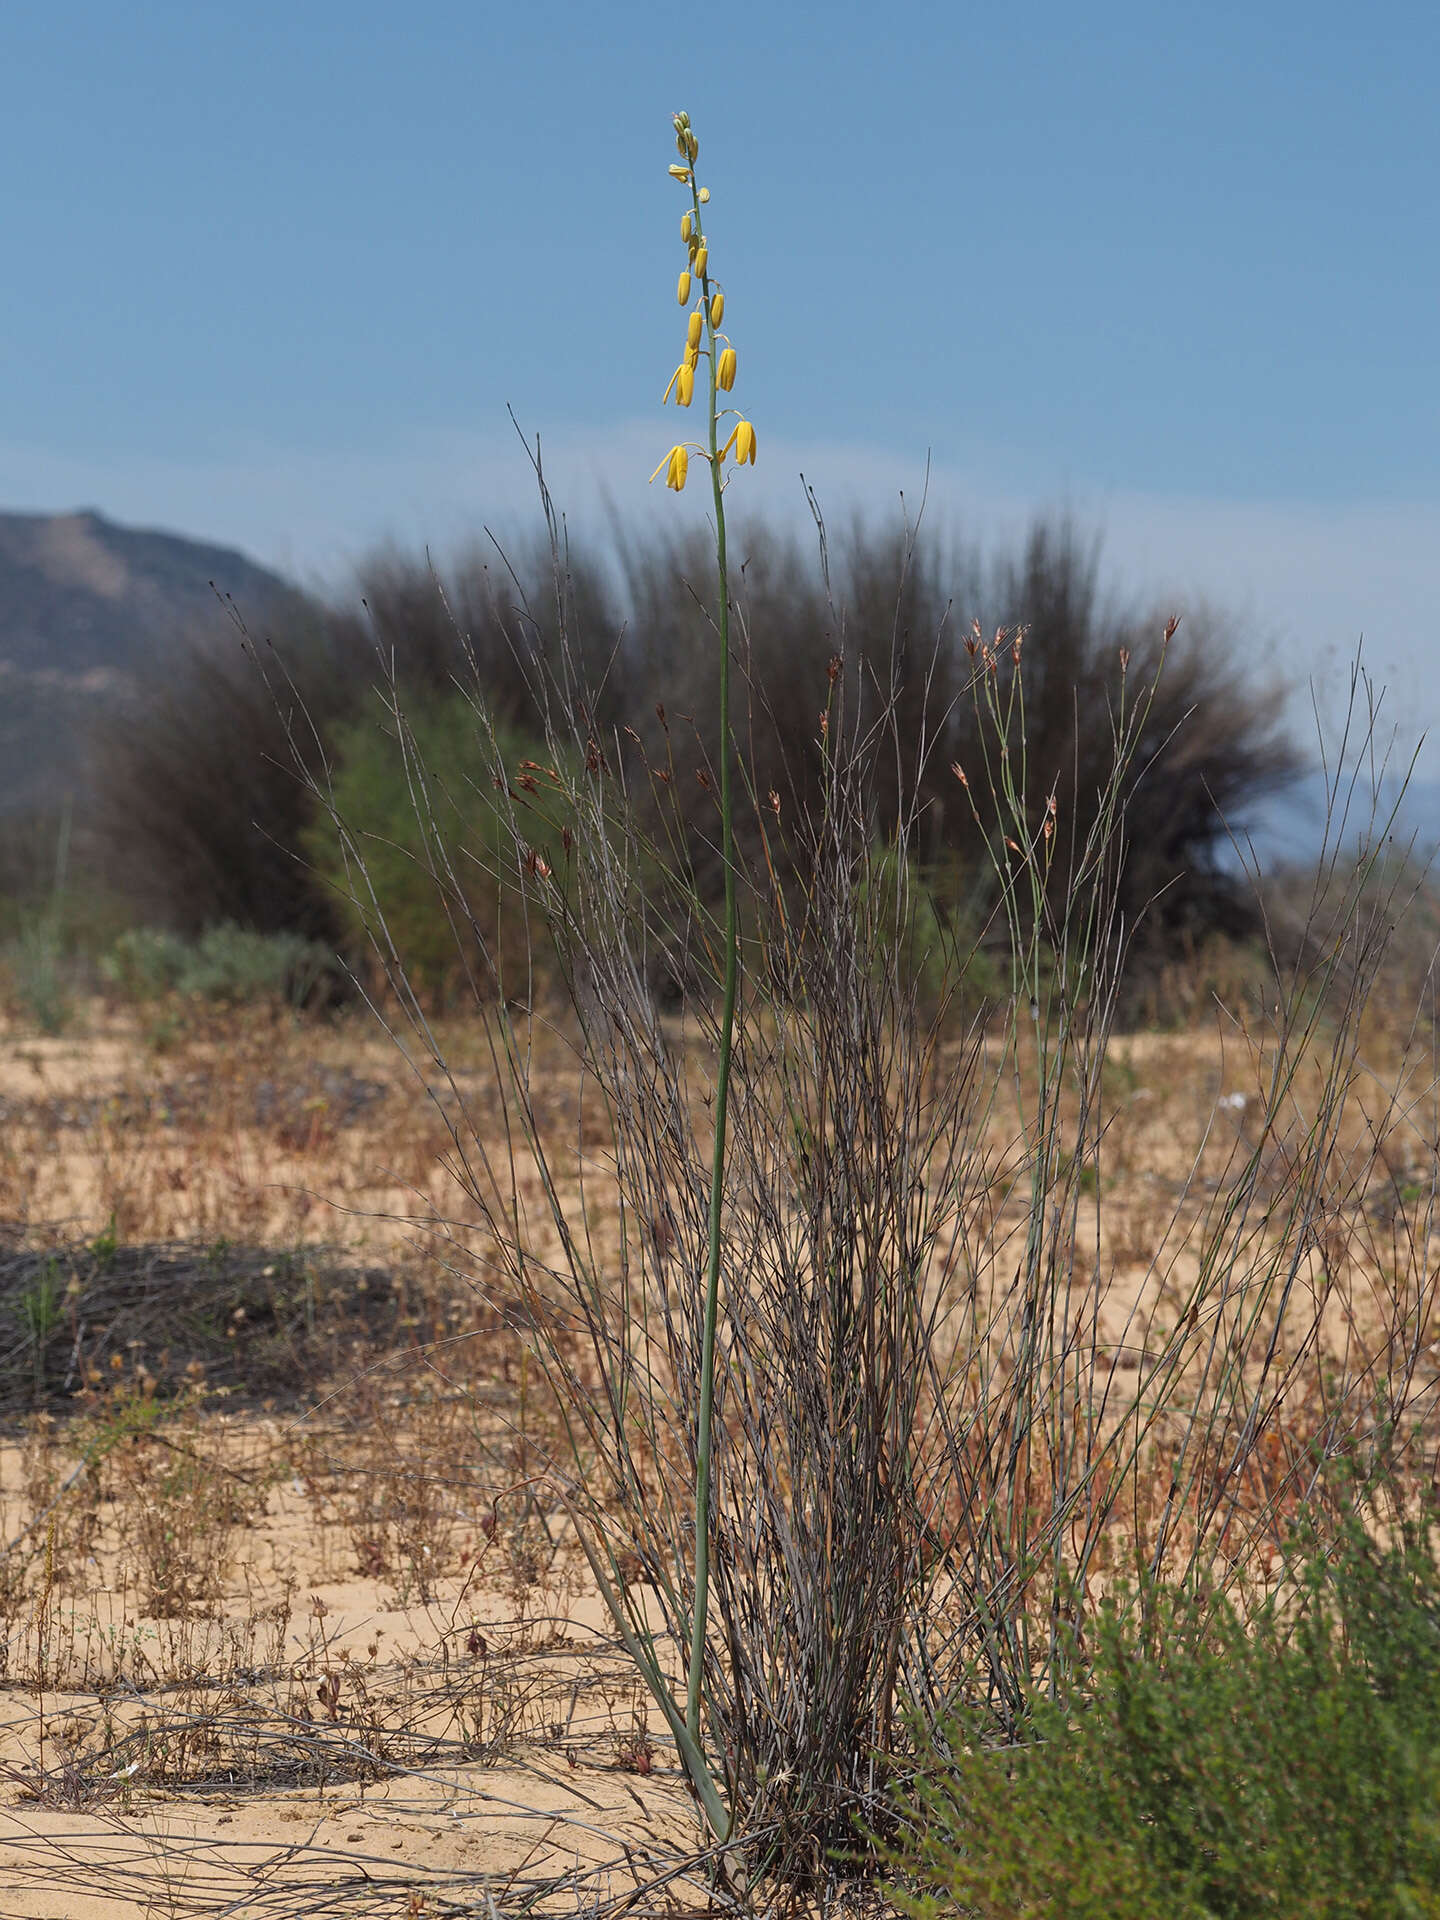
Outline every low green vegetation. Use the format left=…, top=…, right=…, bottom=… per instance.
left=101, top=922, right=338, bottom=1007
left=889, top=1494, right=1440, bottom=1919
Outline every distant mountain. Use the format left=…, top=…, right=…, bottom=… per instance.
left=0, top=509, right=298, bottom=814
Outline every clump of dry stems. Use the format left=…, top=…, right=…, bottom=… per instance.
left=298, top=455, right=1440, bottom=1901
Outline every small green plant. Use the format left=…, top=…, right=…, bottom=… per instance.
left=6, top=914, right=73, bottom=1033
left=888, top=1496, right=1440, bottom=1919
left=2, top=804, right=77, bottom=1033
left=88, top=1214, right=118, bottom=1272
left=18, top=1259, right=64, bottom=1399
left=179, top=923, right=333, bottom=1004
left=101, top=923, right=334, bottom=1006
left=100, top=927, right=190, bottom=999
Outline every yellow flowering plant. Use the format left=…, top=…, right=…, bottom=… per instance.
left=655, top=111, right=753, bottom=1816
left=598, top=108, right=758, bottom=1847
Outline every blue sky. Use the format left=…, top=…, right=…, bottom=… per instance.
left=2, top=1, right=1436, bottom=760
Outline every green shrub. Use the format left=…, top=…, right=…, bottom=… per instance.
left=307, top=695, right=564, bottom=1003
left=888, top=1503, right=1440, bottom=1919
left=179, top=924, right=336, bottom=1005
left=3, top=913, right=74, bottom=1034
left=101, top=924, right=336, bottom=1007
left=101, top=927, right=190, bottom=999
left=853, top=840, right=1004, bottom=1011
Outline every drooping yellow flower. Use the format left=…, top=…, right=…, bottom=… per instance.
left=648, top=445, right=690, bottom=490
left=662, top=357, right=697, bottom=401
left=709, top=291, right=724, bottom=327
left=733, top=420, right=756, bottom=465
left=693, top=244, right=708, bottom=276
left=681, top=212, right=692, bottom=243
left=677, top=270, right=692, bottom=306
left=684, top=343, right=700, bottom=371
left=717, top=347, right=737, bottom=391
left=687, top=310, right=703, bottom=351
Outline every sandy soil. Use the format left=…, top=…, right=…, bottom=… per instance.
left=0, top=1000, right=1435, bottom=1914
left=0, top=1413, right=696, bottom=1917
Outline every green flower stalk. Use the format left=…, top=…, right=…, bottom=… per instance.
left=649, top=107, right=756, bottom=1795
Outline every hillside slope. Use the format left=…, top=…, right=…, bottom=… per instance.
left=0, top=508, right=296, bottom=814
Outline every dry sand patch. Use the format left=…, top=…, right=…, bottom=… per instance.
left=0, top=1003, right=1437, bottom=1911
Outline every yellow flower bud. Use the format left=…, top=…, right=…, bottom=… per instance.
left=677, top=270, right=691, bottom=305
left=698, top=187, right=710, bottom=203
left=676, top=363, right=695, bottom=407
left=734, top=420, right=756, bottom=466
left=693, top=243, right=708, bottom=276
left=686, top=310, right=703, bottom=351
left=709, top=291, right=724, bottom=327
left=683, top=131, right=699, bottom=163
left=717, top=347, right=737, bottom=390
left=668, top=165, right=691, bottom=182
left=681, top=212, right=692, bottom=243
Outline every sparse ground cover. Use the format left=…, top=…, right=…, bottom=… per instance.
left=0, top=1002, right=698, bottom=1915
left=0, top=986, right=1435, bottom=1914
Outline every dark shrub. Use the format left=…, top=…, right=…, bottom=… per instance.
left=89, top=513, right=1297, bottom=993
left=89, top=539, right=620, bottom=941
left=622, top=514, right=1300, bottom=976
